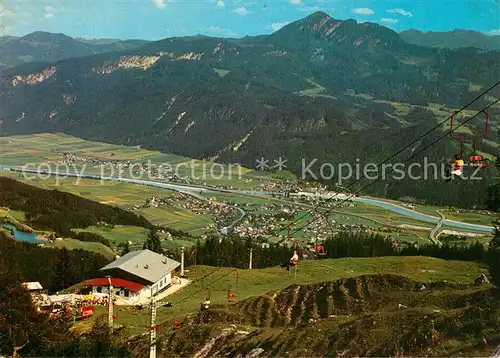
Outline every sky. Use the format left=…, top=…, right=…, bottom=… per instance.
left=0, top=0, right=499, bottom=40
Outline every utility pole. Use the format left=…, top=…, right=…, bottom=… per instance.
left=106, top=276, right=113, bottom=333
left=149, top=293, right=172, bottom=358
left=180, top=246, right=185, bottom=277
left=249, top=248, right=253, bottom=270
left=149, top=289, right=156, bottom=358
left=293, top=264, right=298, bottom=285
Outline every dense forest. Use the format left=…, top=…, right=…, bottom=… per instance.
left=186, top=231, right=492, bottom=269
left=487, top=159, right=500, bottom=212
left=0, top=232, right=111, bottom=292
left=0, top=176, right=153, bottom=236
left=0, top=260, right=128, bottom=356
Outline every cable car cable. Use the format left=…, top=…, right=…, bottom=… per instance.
left=277, top=80, right=500, bottom=237
left=286, top=97, right=500, bottom=237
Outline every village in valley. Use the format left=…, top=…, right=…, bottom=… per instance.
left=1, top=133, right=496, bottom=357
left=3, top=145, right=422, bottom=324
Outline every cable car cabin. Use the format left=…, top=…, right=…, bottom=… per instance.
left=469, top=155, right=488, bottom=168
left=228, top=292, right=237, bottom=302
left=173, top=320, right=181, bottom=329
left=315, top=245, right=327, bottom=258
left=201, top=298, right=210, bottom=310
left=80, top=306, right=94, bottom=319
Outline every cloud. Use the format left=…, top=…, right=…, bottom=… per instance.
left=351, top=8, right=374, bottom=15
left=267, top=21, right=290, bottom=32
left=43, top=5, right=56, bottom=19
left=0, top=7, right=15, bottom=17
left=205, top=26, right=239, bottom=37
left=387, top=8, right=412, bottom=17
left=153, top=0, right=166, bottom=9
left=489, top=29, right=500, bottom=36
left=380, top=17, right=398, bottom=24
left=233, top=6, right=250, bottom=15
left=216, top=0, right=225, bottom=7
left=299, top=5, right=321, bottom=12
left=290, top=0, right=302, bottom=4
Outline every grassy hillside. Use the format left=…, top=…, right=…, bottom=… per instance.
left=70, top=257, right=487, bottom=336
left=47, top=238, right=116, bottom=260
left=0, top=176, right=152, bottom=236
left=140, top=275, right=500, bottom=357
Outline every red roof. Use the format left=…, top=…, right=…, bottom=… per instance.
left=85, top=278, right=144, bottom=292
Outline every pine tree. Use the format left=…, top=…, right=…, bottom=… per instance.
left=143, top=228, right=163, bottom=254
left=488, top=221, right=500, bottom=287
left=51, top=247, right=74, bottom=292
left=0, top=260, right=68, bottom=356
left=120, top=241, right=130, bottom=256
left=486, top=183, right=500, bottom=212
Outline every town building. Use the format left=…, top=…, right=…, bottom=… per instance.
left=84, top=249, right=181, bottom=304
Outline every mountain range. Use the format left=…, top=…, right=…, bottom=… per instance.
left=1, top=25, right=498, bottom=71
left=0, top=31, right=149, bottom=70
left=400, top=29, right=500, bottom=50
left=1, top=11, right=499, bottom=206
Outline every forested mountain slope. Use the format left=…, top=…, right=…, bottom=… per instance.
left=0, top=31, right=148, bottom=69
left=1, top=12, right=499, bottom=206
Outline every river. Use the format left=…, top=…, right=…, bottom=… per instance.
left=1, top=166, right=495, bottom=234
left=353, top=197, right=494, bottom=234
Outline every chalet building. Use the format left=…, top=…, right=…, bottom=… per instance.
left=85, top=250, right=180, bottom=304
left=23, top=281, right=44, bottom=292
left=22, top=282, right=50, bottom=308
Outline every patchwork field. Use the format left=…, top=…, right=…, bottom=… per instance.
left=1, top=133, right=494, bottom=254
left=4, top=167, right=489, bottom=250
left=137, top=207, right=213, bottom=235
left=0, top=133, right=292, bottom=188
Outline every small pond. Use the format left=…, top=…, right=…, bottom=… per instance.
left=1, top=224, right=45, bottom=243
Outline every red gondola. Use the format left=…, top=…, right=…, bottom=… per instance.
left=227, top=271, right=238, bottom=303
left=80, top=306, right=94, bottom=319
left=449, top=110, right=490, bottom=176
left=469, top=111, right=490, bottom=168
left=315, top=245, right=327, bottom=257
left=227, top=292, right=237, bottom=302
